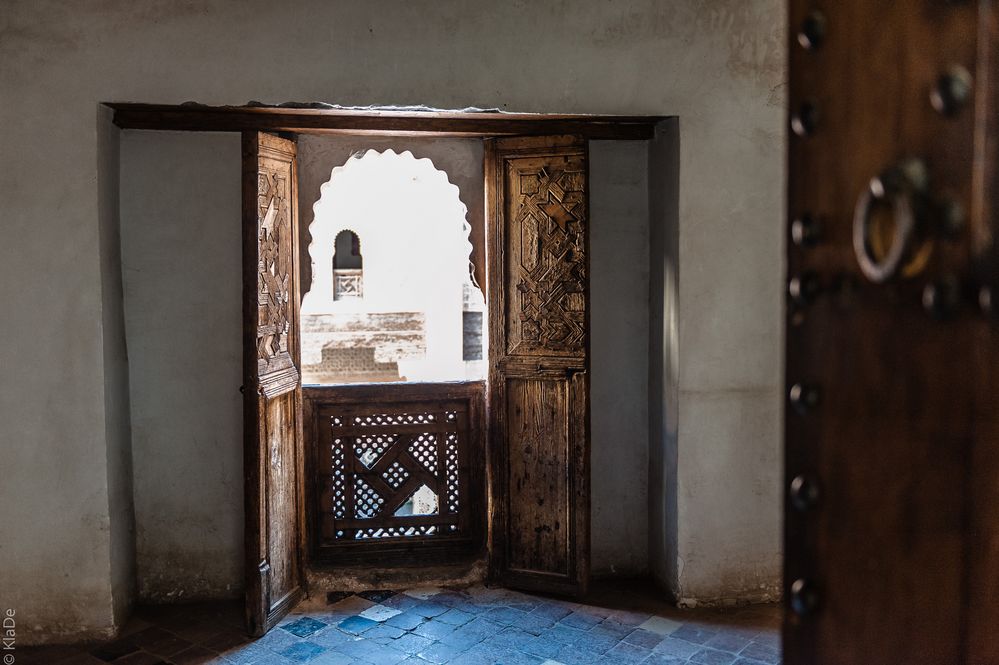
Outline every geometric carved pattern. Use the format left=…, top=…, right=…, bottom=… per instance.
left=325, top=401, right=469, bottom=541
left=331, top=438, right=346, bottom=519
left=354, top=434, right=395, bottom=468
left=383, top=461, right=410, bottom=489
left=410, top=434, right=438, bottom=474
left=255, top=157, right=300, bottom=398
left=352, top=412, right=436, bottom=427
left=333, top=269, right=363, bottom=300
left=445, top=432, right=459, bottom=516
left=506, top=160, right=587, bottom=355
left=356, top=525, right=438, bottom=539
left=354, top=477, right=384, bottom=519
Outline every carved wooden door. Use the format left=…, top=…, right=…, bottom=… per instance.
left=486, top=135, right=590, bottom=596
left=242, top=132, right=306, bottom=636
left=786, top=3, right=999, bottom=663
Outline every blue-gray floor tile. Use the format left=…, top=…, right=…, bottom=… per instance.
left=411, top=602, right=450, bottom=618
left=392, top=632, right=434, bottom=654
left=282, top=617, right=329, bottom=638
left=415, top=640, right=466, bottom=664
left=671, top=624, right=719, bottom=645
left=560, top=610, right=605, bottom=630
left=544, top=622, right=591, bottom=646
left=384, top=611, right=425, bottom=631
left=622, top=628, right=664, bottom=649
left=652, top=636, right=702, bottom=659
left=642, top=654, right=690, bottom=665
left=704, top=631, right=752, bottom=654
left=38, top=592, right=781, bottom=665
left=279, top=641, right=328, bottom=662
left=738, top=641, right=781, bottom=664
left=363, top=624, right=406, bottom=640
left=411, top=619, right=456, bottom=641
left=690, top=646, right=739, bottom=665
left=436, top=608, right=475, bottom=626
left=483, top=605, right=531, bottom=625
left=338, top=616, right=380, bottom=635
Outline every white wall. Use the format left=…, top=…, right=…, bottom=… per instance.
left=120, top=131, right=244, bottom=602
left=0, top=0, right=784, bottom=641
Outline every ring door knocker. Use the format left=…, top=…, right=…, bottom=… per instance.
left=853, top=158, right=934, bottom=283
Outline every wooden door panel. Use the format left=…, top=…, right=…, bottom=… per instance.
left=969, top=9, right=999, bottom=659
left=487, top=136, right=590, bottom=596
left=243, top=131, right=305, bottom=636
left=786, top=2, right=998, bottom=663
left=968, top=322, right=999, bottom=663
left=504, top=375, right=571, bottom=576
left=262, top=393, right=299, bottom=605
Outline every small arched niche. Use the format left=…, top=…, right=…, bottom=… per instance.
left=331, top=230, right=363, bottom=300
left=301, top=149, right=485, bottom=384
left=332, top=229, right=363, bottom=270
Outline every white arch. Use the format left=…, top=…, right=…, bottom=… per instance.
left=300, top=149, right=484, bottom=382
left=302, top=149, right=475, bottom=314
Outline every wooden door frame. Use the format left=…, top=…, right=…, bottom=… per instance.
left=110, top=104, right=666, bottom=619
left=108, top=103, right=663, bottom=139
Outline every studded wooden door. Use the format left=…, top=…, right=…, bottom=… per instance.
left=486, top=135, right=590, bottom=596
left=243, top=132, right=305, bottom=636
left=786, top=3, right=999, bottom=663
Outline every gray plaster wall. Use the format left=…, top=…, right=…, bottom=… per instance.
left=120, top=131, right=245, bottom=603
left=589, top=141, right=650, bottom=577
left=649, top=121, right=682, bottom=597
left=0, top=0, right=784, bottom=641
left=98, top=107, right=137, bottom=628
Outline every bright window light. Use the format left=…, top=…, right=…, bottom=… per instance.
left=301, top=149, right=486, bottom=384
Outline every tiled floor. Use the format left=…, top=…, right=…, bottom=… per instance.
left=16, top=582, right=781, bottom=665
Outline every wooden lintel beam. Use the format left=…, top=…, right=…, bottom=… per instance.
left=107, top=103, right=664, bottom=140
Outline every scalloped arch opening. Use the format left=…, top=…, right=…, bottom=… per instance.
left=300, top=149, right=486, bottom=385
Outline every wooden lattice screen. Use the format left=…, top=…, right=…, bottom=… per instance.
left=305, top=383, right=485, bottom=562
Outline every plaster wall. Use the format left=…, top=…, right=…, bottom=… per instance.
left=98, top=107, right=137, bottom=628
left=589, top=140, right=650, bottom=577
left=0, top=0, right=785, bottom=641
left=120, top=131, right=244, bottom=602
left=649, top=121, right=681, bottom=597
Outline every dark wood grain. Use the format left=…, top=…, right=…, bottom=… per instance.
left=108, top=103, right=661, bottom=140
left=504, top=377, right=570, bottom=576
left=486, top=136, right=590, bottom=597
left=243, top=132, right=305, bottom=637
left=967, top=5, right=999, bottom=663
left=786, top=2, right=998, bottom=663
